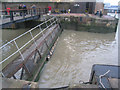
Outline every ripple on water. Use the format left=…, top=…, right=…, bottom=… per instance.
left=39, top=30, right=118, bottom=88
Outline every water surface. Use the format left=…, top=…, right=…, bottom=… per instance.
left=39, top=29, right=118, bottom=88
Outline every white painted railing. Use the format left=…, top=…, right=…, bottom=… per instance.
left=0, top=16, right=58, bottom=65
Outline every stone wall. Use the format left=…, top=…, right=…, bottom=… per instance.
left=59, top=16, right=118, bottom=33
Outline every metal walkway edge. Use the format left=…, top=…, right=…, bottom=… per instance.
left=0, top=16, right=62, bottom=81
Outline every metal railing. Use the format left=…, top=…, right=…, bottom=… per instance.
left=0, top=16, right=58, bottom=68
left=1, top=8, right=49, bottom=22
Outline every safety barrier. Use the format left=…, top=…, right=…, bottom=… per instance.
left=0, top=16, right=62, bottom=81
left=1, top=8, right=48, bottom=21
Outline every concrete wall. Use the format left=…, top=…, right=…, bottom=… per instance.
left=59, top=16, right=118, bottom=33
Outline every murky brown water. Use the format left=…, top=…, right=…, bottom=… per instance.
left=0, top=19, right=119, bottom=88
left=39, top=28, right=118, bottom=88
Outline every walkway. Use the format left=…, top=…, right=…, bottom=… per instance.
left=1, top=16, right=62, bottom=82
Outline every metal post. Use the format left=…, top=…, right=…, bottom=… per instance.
left=29, top=9, right=31, bottom=15
left=39, top=26, right=49, bottom=49
left=23, top=64, right=31, bottom=76
left=14, top=40, right=24, bottom=61
left=23, top=10, right=25, bottom=18
left=1, top=72, right=5, bottom=77
left=10, top=11, right=14, bottom=21
left=55, top=18, right=58, bottom=24
left=50, top=18, right=52, bottom=24
left=37, top=9, right=38, bottom=15
left=13, top=75, right=17, bottom=79
left=20, top=67, right=24, bottom=80
left=33, top=49, right=37, bottom=61
left=45, top=18, right=48, bottom=27
left=39, top=26, right=44, bottom=36
left=30, top=31, right=37, bottom=48
left=37, top=49, right=41, bottom=59
left=39, top=8, right=41, bottom=15
left=50, top=19, right=53, bottom=39
left=30, top=9, right=32, bottom=16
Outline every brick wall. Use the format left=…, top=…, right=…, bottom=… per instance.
left=95, top=2, right=104, bottom=14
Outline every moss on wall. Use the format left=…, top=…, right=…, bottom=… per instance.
left=59, top=16, right=118, bottom=33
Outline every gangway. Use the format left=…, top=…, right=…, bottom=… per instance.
left=0, top=16, right=63, bottom=82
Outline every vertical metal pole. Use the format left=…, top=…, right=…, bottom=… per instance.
left=39, top=26, right=44, bottom=36
left=1, top=72, right=5, bottom=77
left=55, top=18, right=58, bottom=24
left=23, top=64, right=31, bottom=76
left=23, top=10, right=25, bottom=19
left=4, top=3, right=7, bottom=15
left=20, top=67, right=24, bottom=80
left=50, top=18, right=52, bottom=24
left=14, top=40, right=24, bottom=61
left=39, top=26, right=44, bottom=54
left=29, top=9, right=30, bottom=15
left=45, top=18, right=48, bottom=27
left=50, top=19, right=53, bottom=39
left=30, top=9, right=32, bottom=16
left=10, top=11, right=14, bottom=21
left=30, top=31, right=37, bottom=48
left=37, top=9, right=38, bottom=15
left=39, top=8, right=41, bottom=15
left=13, top=75, right=17, bottom=79
left=39, top=26, right=49, bottom=49
left=37, top=49, right=41, bottom=59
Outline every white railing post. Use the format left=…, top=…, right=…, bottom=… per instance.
left=30, top=31, right=37, bottom=48
left=55, top=18, right=58, bottom=24
left=14, top=40, right=24, bottom=61
left=0, top=17, right=57, bottom=65
left=44, top=18, right=48, bottom=27
left=1, top=72, right=5, bottom=77
left=39, top=26, right=44, bottom=36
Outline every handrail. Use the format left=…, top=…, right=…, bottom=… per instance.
left=0, top=7, right=48, bottom=22
left=0, top=8, right=48, bottom=12
left=0, top=16, right=58, bottom=65
left=0, top=17, right=55, bottom=49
